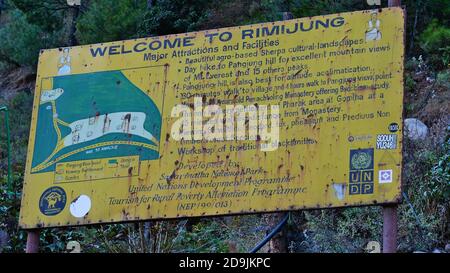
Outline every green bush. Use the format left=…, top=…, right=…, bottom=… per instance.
left=419, top=20, right=450, bottom=70
left=0, top=10, right=62, bottom=67
left=170, top=220, right=229, bottom=252
left=138, top=0, right=212, bottom=37
left=425, top=141, right=450, bottom=207
left=0, top=91, right=34, bottom=168
left=75, top=0, right=147, bottom=44
left=289, top=0, right=364, bottom=18
left=304, top=207, right=382, bottom=253
left=400, top=135, right=450, bottom=252
left=10, top=0, right=64, bottom=33
left=0, top=171, right=26, bottom=252
left=436, top=70, right=450, bottom=89
left=405, top=75, right=416, bottom=93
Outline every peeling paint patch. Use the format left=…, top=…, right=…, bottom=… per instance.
left=70, top=195, right=91, bottom=218
left=333, top=183, right=346, bottom=200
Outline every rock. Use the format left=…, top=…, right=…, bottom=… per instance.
left=413, top=251, right=426, bottom=253
left=404, top=118, right=428, bottom=141
left=0, top=229, right=8, bottom=253
left=413, top=71, right=426, bottom=82
left=432, top=249, right=441, bottom=253
left=445, top=244, right=450, bottom=252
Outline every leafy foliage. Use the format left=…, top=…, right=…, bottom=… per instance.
left=399, top=129, right=450, bottom=251
left=0, top=91, right=34, bottom=170
left=10, top=0, right=66, bottom=33
left=302, top=207, right=382, bottom=253
left=419, top=20, right=450, bottom=70
left=437, top=70, right=450, bottom=89
left=0, top=9, right=63, bottom=67
left=75, top=0, right=147, bottom=44
left=288, top=0, right=364, bottom=18
left=138, top=0, right=212, bottom=36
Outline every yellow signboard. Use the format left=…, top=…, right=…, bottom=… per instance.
left=20, top=7, right=405, bottom=228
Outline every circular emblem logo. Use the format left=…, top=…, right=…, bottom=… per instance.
left=388, top=122, right=399, bottom=133
left=39, top=186, right=67, bottom=216
left=351, top=151, right=372, bottom=170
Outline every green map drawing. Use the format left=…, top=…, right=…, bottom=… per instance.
left=31, top=70, right=162, bottom=173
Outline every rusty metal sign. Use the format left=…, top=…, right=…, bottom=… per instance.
left=19, top=7, right=404, bottom=228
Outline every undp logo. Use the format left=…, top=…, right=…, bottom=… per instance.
left=349, top=148, right=374, bottom=195
left=39, top=186, right=67, bottom=216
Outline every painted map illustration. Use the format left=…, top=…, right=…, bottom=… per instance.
left=31, top=70, right=162, bottom=173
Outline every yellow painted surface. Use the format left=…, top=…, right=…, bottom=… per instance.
left=20, top=7, right=405, bottom=228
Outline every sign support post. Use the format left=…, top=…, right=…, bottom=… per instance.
left=381, top=0, right=401, bottom=254
left=382, top=204, right=398, bottom=253
left=26, top=229, right=40, bottom=253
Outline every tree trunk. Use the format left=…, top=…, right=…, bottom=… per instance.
left=64, top=7, right=80, bottom=46
left=409, top=1, right=420, bottom=55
